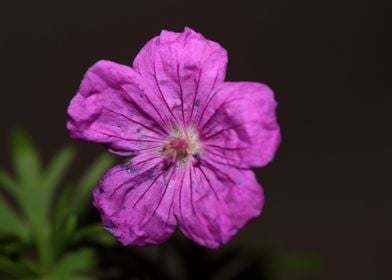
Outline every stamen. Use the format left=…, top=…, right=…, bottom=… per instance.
left=161, top=127, right=202, bottom=165
left=163, top=138, right=188, bottom=162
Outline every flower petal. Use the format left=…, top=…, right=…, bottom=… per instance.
left=173, top=164, right=263, bottom=248
left=92, top=153, right=177, bottom=246
left=67, top=60, right=168, bottom=156
left=198, top=82, right=281, bottom=168
left=132, top=27, right=228, bottom=127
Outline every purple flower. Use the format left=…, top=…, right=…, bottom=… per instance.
left=67, top=27, right=280, bottom=248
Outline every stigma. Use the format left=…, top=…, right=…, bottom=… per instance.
left=161, top=127, right=202, bottom=165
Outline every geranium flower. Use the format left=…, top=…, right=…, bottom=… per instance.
left=67, top=27, right=280, bottom=248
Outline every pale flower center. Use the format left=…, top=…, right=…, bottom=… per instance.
left=161, top=127, right=202, bottom=165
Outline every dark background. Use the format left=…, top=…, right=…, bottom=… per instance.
left=0, top=0, right=390, bottom=279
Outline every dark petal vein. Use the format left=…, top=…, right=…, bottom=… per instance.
left=201, top=120, right=256, bottom=140
left=176, top=63, right=186, bottom=127
left=204, top=143, right=249, bottom=151
left=197, top=165, right=220, bottom=201
left=92, top=129, right=160, bottom=144
left=109, top=160, right=162, bottom=199
left=153, top=61, right=181, bottom=126
left=189, top=68, right=202, bottom=122
left=141, top=168, right=175, bottom=227
left=199, top=97, right=243, bottom=134
left=102, top=106, right=165, bottom=137
left=119, top=87, right=169, bottom=134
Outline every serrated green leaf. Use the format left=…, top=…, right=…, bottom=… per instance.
left=42, top=145, right=76, bottom=196
left=52, top=214, right=78, bottom=260
left=7, top=129, right=47, bottom=226
left=49, top=248, right=95, bottom=279
left=11, top=145, right=75, bottom=230
left=52, top=153, right=114, bottom=227
left=0, top=169, right=19, bottom=197
left=10, top=129, right=41, bottom=184
left=0, top=239, right=25, bottom=255
left=64, top=215, right=78, bottom=237
left=0, top=255, right=37, bottom=278
left=31, top=222, right=53, bottom=272
left=53, top=183, right=73, bottom=223
left=72, top=153, right=115, bottom=214
left=14, top=174, right=51, bottom=227
left=0, top=195, right=27, bottom=241
left=72, top=224, right=115, bottom=246
left=35, top=145, right=77, bottom=232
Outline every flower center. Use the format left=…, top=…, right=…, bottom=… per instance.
left=163, top=138, right=188, bottom=162
left=161, top=127, right=201, bottom=165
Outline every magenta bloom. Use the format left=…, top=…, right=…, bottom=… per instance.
left=67, top=27, right=280, bottom=248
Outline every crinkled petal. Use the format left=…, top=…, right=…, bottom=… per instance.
left=198, top=82, right=281, bottom=168
left=67, top=60, right=168, bottom=156
left=133, top=27, right=228, bottom=127
left=93, top=153, right=177, bottom=246
left=173, top=163, right=263, bottom=248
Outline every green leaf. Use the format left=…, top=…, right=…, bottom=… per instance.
left=10, top=128, right=41, bottom=184
left=52, top=153, right=114, bottom=230
left=7, top=129, right=46, bottom=226
left=31, top=222, right=53, bottom=272
left=72, top=153, right=115, bottom=215
left=15, top=176, right=49, bottom=228
left=49, top=248, right=96, bottom=279
left=38, top=145, right=76, bottom=229
left=52, top=182, right=73, bottom=226
left=0, top=169, right=19, bottom=197
left=72, top=224, right=116, bottom=246
left=0, top=195, right=27, bottom=240
left=0, top=239, right=25, bottom=255
left=52, top=214, right=78, bottom=260
left=280, top=253, right=321, bottom=275
left=0, top=255, right=37, bottom=278
left=11, top=143, right=75, bottom=231
left=42, top=145, right=76, bottom=197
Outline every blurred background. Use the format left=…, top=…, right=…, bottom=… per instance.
left=0, top=0, right=390, bottom=279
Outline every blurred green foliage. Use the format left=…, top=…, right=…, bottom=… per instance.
left=0, top=129, right=115, bottom=279
left=0, top=130, right=320, bottom=280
